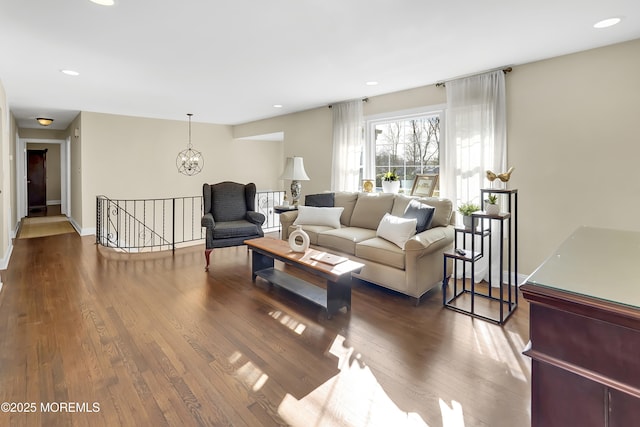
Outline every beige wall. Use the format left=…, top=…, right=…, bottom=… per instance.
left=19, top=128, right=68, bottom=140
left=8, top=112, right=17, bottom=240
left=508, top=38, right=640, bottom=273
left=233, top=85, right=447, bottom=197
left=0, top=80, right=8, bottom=268
left=76, top=112, right=283, bottom=231
left=26, top=143, right=61, bottom=203
left=235, top=38, right=640, bottom=274
left=233, top=109, right=332, bottom=196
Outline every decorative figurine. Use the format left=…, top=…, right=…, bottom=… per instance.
left=486, top=167, right=515, bottom=187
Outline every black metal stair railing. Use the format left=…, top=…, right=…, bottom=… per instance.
left=96, top=190, right=284, bottom=253
left=256, top=190, right=285, bottom=232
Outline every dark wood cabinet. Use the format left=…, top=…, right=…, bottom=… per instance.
left=522, top=226, right=640, bottom=427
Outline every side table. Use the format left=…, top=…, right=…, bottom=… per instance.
left=273, top=205, right=297, bottom=235
left=274, top=205, right=298, bottom=214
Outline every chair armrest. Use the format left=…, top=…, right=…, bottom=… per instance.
left=246, top=211, right=266, bottom=225
left=201, top=212, right=215, bottom=228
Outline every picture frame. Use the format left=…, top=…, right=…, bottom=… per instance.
left=410, top=174, right=439, bottom=197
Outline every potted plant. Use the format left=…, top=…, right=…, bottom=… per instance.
left=381, top=169, right=400, bottom=193
left=485, top=194, right=500, bottom=215
left=458, top=202, right=481, bottom=229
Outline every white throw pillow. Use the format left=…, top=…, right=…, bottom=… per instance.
left=293, top=206, right=344, bottom=229
left=376, top=213, right=417, bottom=249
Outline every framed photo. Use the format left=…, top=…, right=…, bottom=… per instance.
left=410, top=174, right=439, bottom=197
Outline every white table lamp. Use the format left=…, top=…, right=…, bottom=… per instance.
left=280, top=156, right=310, bottom=205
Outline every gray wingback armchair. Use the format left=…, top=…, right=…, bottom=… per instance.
left=201, top=181, right=265, bottom=270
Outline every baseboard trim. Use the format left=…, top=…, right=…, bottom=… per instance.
left=69, top=217, right=95, bottom=236
left=81, top=227, right=96, bottom=236
left=0, top=241, right=14, bottom=270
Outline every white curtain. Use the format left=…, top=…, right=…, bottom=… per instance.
left=442, top=70, right=507, bottom=283
left=331, top=100, right=363, bottom=192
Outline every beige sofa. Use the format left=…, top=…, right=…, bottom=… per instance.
left=279, top=192, right=454, bottom=303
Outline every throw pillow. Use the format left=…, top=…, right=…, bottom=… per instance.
left=350, top=193, right=395, bottom=230
left=304, top=193, right=335, bottom=207
left=376, top=213, right=417, bottom=249
left=403, top=199, right=436, bottom=233
left=294, top=206, right=344, bottom=229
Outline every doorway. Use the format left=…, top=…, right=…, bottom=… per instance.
left=27, top=149, right=48, bottom=214
left=17, top=138, right=70, bottom=225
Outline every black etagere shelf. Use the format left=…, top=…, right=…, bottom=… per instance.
left=442, top=189, right=518, bottom=324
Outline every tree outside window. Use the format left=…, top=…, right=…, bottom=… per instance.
left=371, top=114, right=440, bottom=193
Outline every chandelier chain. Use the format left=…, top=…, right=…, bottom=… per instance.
left=187, top=113, right=193, bottom=149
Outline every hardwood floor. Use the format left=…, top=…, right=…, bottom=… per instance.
left=0, top=233, right=531, bottom=427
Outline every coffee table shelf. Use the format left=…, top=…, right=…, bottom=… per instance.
left=255, top=267, right=327, bottom=308
left=245, top=238, right=364, bottom=318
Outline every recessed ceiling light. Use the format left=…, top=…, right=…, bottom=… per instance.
left=90, top=0, right=115, bottom=5
left=61, top=69, right=80, bottom=76
left=273, top=104, right=283, bottom=108
left=366, top=81, right=379, bottom=86
left=594, top=17, right=621, bottom=28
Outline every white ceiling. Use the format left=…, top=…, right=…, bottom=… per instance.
left=1, top=0, right=639, bottom=130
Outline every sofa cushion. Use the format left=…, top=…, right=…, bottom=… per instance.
left=212, top=220, right=260, bottom=239
left=376, top=213, right=417, bottom=249
left=417, top=197, right=453, bottom=228
left=334, top=192, right=359, bottom=226
left=293, top=206, right=344, bottom=229
left=304, top=193, right=335, bottom=207
left=349, top=193, right=395, bottom=230
left=403, top=199, right=435, bottom=232
left=391, top=194, right=453, bottom=228
left=390, top=193, right=413, bottom=216
left=317, top=227, right=377, bottom=255
left=356, top=237, right=406, bottom=270
left=288, top=224, right=334, bottom=245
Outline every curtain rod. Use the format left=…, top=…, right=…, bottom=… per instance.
left=435, top=67, right=512, bottom=88
left=328, top=97, right=369, bottom=108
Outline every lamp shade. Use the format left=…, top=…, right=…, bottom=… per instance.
left=279, top=157, right=310, bottom=181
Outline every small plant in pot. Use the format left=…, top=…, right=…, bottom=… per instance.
left=381, top=169, right=399, bottom=182
left=485, top=194, right=500, bottom=216
left=381, top=169, right=400, bottom=193
left=458, top=202, right=481, bottom=229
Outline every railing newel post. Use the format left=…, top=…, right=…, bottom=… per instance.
left=172, top=198, right=176, bottom=253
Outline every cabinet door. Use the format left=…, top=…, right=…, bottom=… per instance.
left=609, top=388, right=640, bottom=427
left=532, top=361, right=605, bottom=427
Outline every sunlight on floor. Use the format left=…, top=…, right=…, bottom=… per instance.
left=277, top=334, right=430, bottom=427
left=471, top=321, right=530, bottom=382
left=228, top=351, right=269, bottom=392
left=269, top=310, right=307, bottom=335
left=439, top=399, right=466, bottom=427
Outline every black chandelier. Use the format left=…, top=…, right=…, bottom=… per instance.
left=176, top=113, right=204, bottom=176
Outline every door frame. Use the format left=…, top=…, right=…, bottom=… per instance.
left=17, top=137, right=70, bottom=220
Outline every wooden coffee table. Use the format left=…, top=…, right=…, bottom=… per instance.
left=244, top=237, right=364, bottom=318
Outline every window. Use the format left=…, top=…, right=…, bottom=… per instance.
left=363, top=108, right=442, bottom=194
